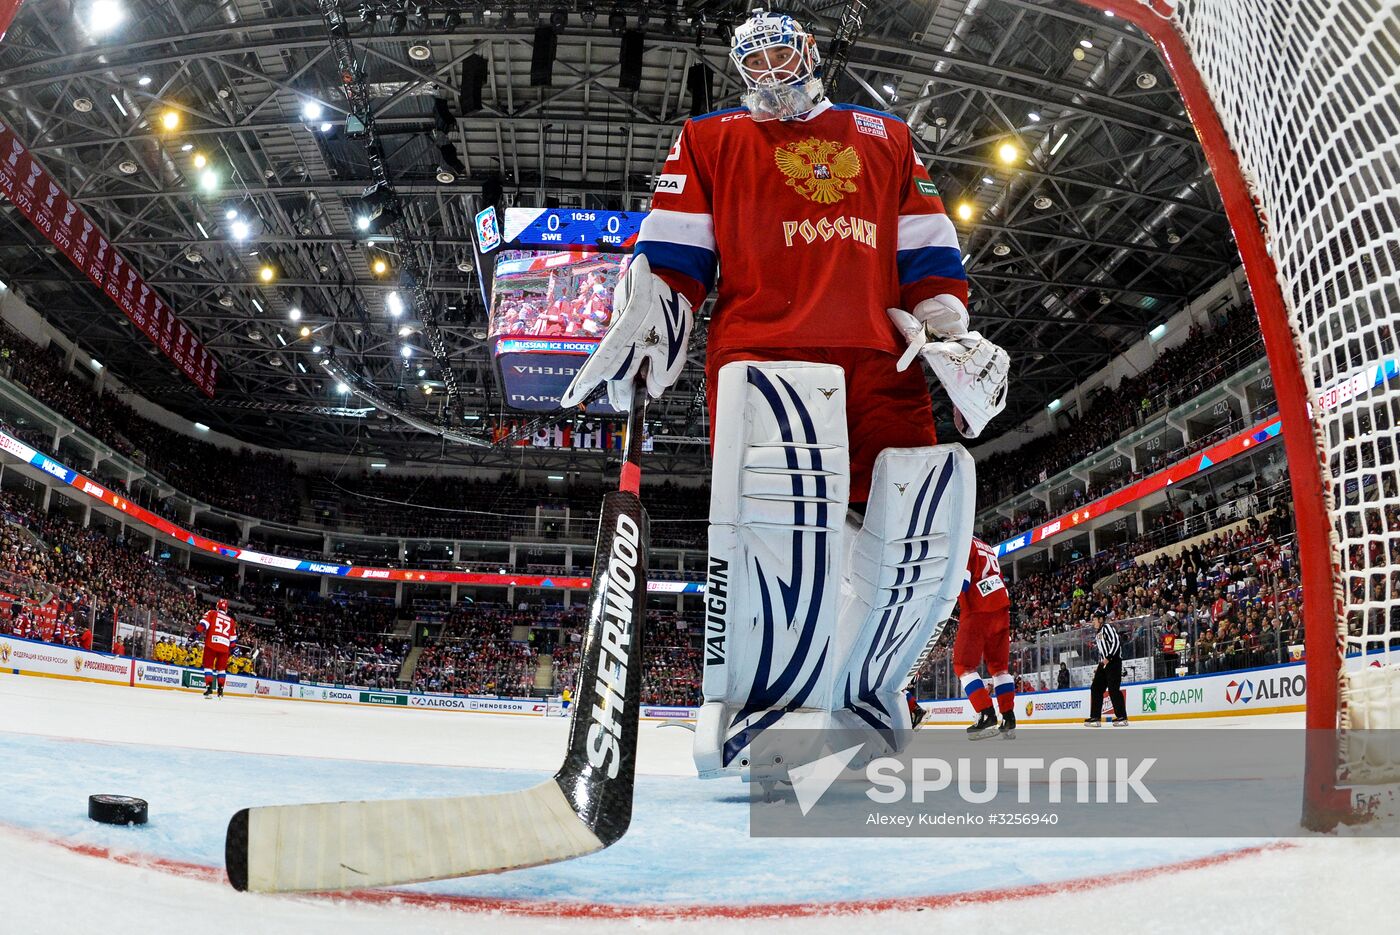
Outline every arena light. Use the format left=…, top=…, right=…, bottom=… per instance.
left=180, top=143, right=193, bottom=152
left=356, top=215, right=371, bottom=231
left=370, top=461, right=388, bottom=469
left=387, top=292, right=404, bottom=316
left=372, top=258, right=389, bottom=276
left=996, top=141, right=1021, bottom=164
left=258, top=265, right=275, bottom=283
left=193, top=152, right=207, bottom=169
left=400, top=345, right=413, bottom=358
left=193, top=421, right=210, bottom=432
left=86, top=0, right=126, bottom=35
left=230, top=219, right=250, bottom=241
left=301, top=99, right=324, bottom=121
left=955, top=202, right=975, bottom=221
left=336, top=382, right=350, bottom=394
left=137, top=75, right=152, bottom=87
left=312, top=344, right=323, bottom=353
left=288, top=307, right=301, bottom=321
left=1149, top=323, right=1168, bottom=342
left=1047, top=398, right=1062, bottom=414
left=160, top=109, right=180, bottom=131
left=198, top=169, right=218, bottom=192
left=319, top=122, right=333, bottom=133
left=1027, top=111, right=1041, bottom=121
left=299, top=326, right=311, bottom=338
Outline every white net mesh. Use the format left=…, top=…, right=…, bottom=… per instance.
left=1128, top=0, right=1400, bottom=778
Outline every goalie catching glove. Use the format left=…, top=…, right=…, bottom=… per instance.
left=560, top=254, right=693, bottom=412
left=888, top=306, right=1009, bottom=438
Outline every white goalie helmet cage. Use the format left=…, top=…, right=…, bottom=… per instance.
left=729, top=9, right=825, bottom=121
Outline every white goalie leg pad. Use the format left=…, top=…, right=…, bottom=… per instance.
left=828, top=444, right=975, bottom=754
left=696, top=360, right=849, bottom=779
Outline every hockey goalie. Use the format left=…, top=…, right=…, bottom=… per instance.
left=564, top=9, right=1009, bottom=778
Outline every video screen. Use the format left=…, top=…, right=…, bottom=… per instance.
left=488, top=249, right=628, bottom=341
left=487, top=209, right=642, bottom=413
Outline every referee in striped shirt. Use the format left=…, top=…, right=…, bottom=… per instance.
left=1085, top=613, right=1128, bottom=726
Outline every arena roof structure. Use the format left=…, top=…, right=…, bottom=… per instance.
left=0, top=0, right=1241, bottom=473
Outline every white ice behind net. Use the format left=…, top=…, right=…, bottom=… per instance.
left=1160, top=0, right=1400, bottom=772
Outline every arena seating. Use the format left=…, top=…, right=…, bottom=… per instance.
left=975, top=303, right=1267, bottom=523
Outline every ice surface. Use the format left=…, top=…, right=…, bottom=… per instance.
left=0, top=674, right=1392, bottom=933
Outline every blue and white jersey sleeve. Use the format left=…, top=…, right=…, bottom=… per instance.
left=634, top=122, right=717, bottom=309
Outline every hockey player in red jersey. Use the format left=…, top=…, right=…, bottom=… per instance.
left=195, top=599, right=238, bottom=699
left=955, top=537, right=1016, bottom=739
left=564, top=9, right=1008, bottom=777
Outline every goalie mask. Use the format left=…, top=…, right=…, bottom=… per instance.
left=730, top=9, right=825, bottom=122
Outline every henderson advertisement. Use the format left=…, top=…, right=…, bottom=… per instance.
left=0, top=120, right=217, bottom=396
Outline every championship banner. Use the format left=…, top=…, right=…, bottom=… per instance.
left=0, top=120, right=218, bottom=396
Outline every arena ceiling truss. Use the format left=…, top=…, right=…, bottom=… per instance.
left=0, top=0, right=1239, bottom=475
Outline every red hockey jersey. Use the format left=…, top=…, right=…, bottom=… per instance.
left=197, top=609, right=238, bottom=652
left=635, top=100, right=967, bottom=356
left=959, top=536, right=1011, bottom=617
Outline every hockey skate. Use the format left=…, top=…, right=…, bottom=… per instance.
left=966, top=708, right=999, bottom=740
left=998, top=710, right=1017, bottom=739
left=1083, top=717, right=1101, bottom=727
left=910, top=704, right=928, bottom=729
left=203, top=684, right=215, bottom=699
left=1110, top=716, right=1129, bottom=727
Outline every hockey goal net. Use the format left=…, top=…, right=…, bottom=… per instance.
left=1074, top=0, right=1400, bottom=827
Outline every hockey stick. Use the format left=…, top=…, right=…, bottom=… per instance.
left=225, top=375, right=651, bottom=893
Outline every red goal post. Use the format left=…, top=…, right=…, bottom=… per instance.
left=1073, top=0, right=1398, bottom=828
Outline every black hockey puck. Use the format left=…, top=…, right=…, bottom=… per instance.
left=88, top=794, right=148, bottom=826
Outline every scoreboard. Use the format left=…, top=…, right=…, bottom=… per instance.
left=488, top=208, right=644, bottom=413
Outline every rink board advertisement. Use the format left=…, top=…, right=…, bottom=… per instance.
left=0, top=636, right=664, bottom=717
left=0, top=638, right=132, bottom=684
left=915, top=655, right=1378, bottom=725
left=0, top=633, right=1339, bottom=727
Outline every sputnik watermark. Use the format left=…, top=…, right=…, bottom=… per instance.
left=788, top=748, right=1155, bottom=816
left=865, top=756, right=1157, bottom=805
left=749, top=728, right=1400, bottom=837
